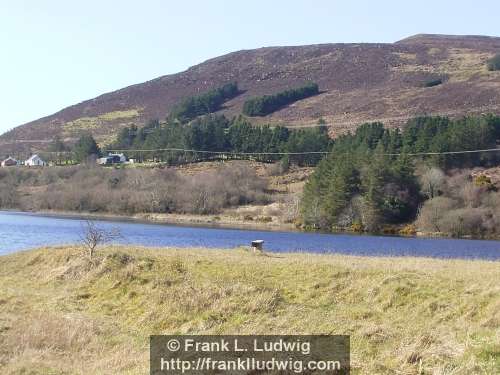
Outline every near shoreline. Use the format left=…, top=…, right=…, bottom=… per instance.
left=0, top=245, right=498, bottom=374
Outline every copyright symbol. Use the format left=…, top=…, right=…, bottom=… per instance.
left=167, top=339, right=181, bottom=351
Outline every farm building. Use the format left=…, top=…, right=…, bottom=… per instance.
left=1, top=157, right=18, bottom=167
left=25, top=154, right=46, bottom=167
left=97, top=153, right=127, bottom=165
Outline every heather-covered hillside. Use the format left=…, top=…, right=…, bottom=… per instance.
left=2, top=34, right=500, bottom=154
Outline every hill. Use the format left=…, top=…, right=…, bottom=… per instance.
left=2, top=33, right=500, bottom=154
left=0, top=246, right=498, bottom=374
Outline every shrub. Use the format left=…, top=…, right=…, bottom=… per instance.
left=0, top=163, right=269, bottom=216
left=438, top=208, right=490, bottom=237
left=473, top=175, right=494, bottom=190
left=487, top=54, right=500, bottom=71
left=399, top=224, right=417, bottom=236
left=350, top=222, right=364, bottom=233
left=416, top=168, right=500, bottom=238
left=416, top=197, right=458, bottom=233
left=257, top=216, right=273, bottom=223
left=423, top=78, right=443, bottom=87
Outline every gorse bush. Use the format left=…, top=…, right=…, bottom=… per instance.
left=242, top=83, right=319, bottom=116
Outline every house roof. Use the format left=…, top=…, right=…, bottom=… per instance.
left=26, top=154, right=44, bottom=162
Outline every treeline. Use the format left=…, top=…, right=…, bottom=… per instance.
left=301, top=115, right=500, bottom=232
left=109, top=115, right=332, bottom=166
left=242, top=82, right=319, bottom=116
left=169, top=82, right=239, bottom=123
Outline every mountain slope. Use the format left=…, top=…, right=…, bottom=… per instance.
left=2, top=34, right=500, bottom=154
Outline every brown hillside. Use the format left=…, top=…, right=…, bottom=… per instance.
left=1, top=34, right=500, bottom=154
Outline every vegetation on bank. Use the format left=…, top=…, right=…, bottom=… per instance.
left=0, top=246, right=498, bottom=374
left=6, top=113, right=500, bottom=238
left=416, top=168, right=500, bottom=237
left=242, top=82, right=319, bottom=116
left=301, top=115, right=500, bottom=234
left=0, top=163, right=269, bottom=215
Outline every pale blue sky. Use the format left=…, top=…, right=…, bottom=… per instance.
left=0, top=0, right=499, bottom=134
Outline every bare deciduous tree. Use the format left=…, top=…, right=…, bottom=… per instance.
left=419, top=167, right=445, bottom=199
left=80, top=220, right=121, bottom=259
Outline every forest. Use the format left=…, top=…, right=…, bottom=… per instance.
left=108, top=115, right=331, bottom=166
left=242, top=82, right=319, bottom=116
left=301, top=115, right=500, bottom=236
left=169, top=82, right=239, bottom=123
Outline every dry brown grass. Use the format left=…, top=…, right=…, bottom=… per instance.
left=0, top=246, right=498, bottom=374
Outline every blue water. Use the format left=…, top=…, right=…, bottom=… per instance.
left=0, top=211, right=499, bottom=260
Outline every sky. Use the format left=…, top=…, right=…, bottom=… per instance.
left=0, top=0, right=499, bottom=134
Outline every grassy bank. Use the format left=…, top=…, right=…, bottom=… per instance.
left=0, top=246, right=498, bottom=374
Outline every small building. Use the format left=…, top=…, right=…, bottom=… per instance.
left=97, top=153, right=127, bottom=165
left=1, top=156, right=18, bottom=167
left=25, top=154, right=46, bottom=167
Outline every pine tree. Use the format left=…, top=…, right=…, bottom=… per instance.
left=73, top=134, right=100, bottom=163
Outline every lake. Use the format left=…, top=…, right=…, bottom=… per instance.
left=0, top=211, right=499, bottom=260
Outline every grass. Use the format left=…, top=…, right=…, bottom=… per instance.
left=62, top=109, right=142, bottom=136
left=0, top=246, right=498, bottom=374
left=391, top=48, right=493, bottom=83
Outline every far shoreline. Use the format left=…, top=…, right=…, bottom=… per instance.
left=2, top=208, right=500, bottom=242
left=0, top=208, right=299, bottom=233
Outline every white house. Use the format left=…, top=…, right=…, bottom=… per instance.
left=96, top=153, right=127, bottom=165
left=25, top=154, right=46, bottom=167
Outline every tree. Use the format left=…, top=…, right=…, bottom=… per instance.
left=419, top=167, right=445, bottom=199
left=80, top=220, right=121, bottom=259
left=169, top=82, right=239, bottom=123
left=49, top=135, right=67, bottom=153
left=487, top=53, right=500, bottom=71
left=49, top=136, right=68, bottom=165
left=242, top=82, right=319, bottom=116
left=73, top=134, right=101, bottom=163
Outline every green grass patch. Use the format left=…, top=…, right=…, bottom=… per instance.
left=62, top=109, right=142, bottom=134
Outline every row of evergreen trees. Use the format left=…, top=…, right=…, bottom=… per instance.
left=301, top=115, right=500, bottom=231
left=109, top=115, right=332, bottom=166
left=169, top=82, right=239, bottom=123
left=242, top=82, right=319, bottom=116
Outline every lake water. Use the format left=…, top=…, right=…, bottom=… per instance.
left=0, top=211, right=499, bottom=260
